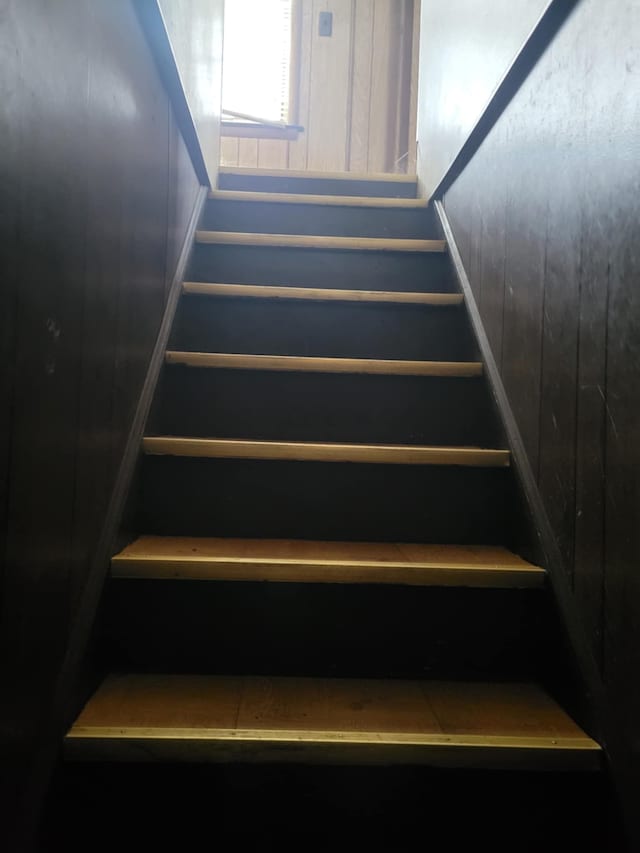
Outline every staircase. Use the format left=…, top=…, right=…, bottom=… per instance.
left=56, top=168, right=604, bottom=849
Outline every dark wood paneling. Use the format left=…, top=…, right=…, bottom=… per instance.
left=0, top=0, right=202, bottom=844
left=441, top=0, right=640, bottom=843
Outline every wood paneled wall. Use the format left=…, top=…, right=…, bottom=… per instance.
left=441, top=0, right=639, bottom=842
left=0, top=0, right=201, bottom=837
left=221, top=0, right=419, bottom=174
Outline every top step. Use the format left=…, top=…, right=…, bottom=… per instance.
left=218, top=167, right=419, bottom=199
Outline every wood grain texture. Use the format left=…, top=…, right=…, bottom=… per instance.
left=441, top=0, right=640, bottom=842
left=195, top=230, right=445, bottom=252
left=287, top=0, right=313, bottom=170
left=164, top=352, right=482, bottom=377
left=348, top=0, right=375, bottom=171
left=307, top=0, right=353, bottom=171
left=223, top=0, right=418, bottom=175
left=0, top=0, right=204, bottom=845
left=257, top=139, right=289, bottom=170
left=182, top=282, right=462, bottom=305
left=112, top=536, right=544, bottom=587
left=208, top=189, right=428, bottom=207
left=142, top=437, right=510, bottom=467
left=65, top=674, right=600, bottom=768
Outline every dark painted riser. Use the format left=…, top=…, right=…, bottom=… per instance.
left=217, top=172, right=418, bottom=198
left=170, top=296, right=475, bottom=361
left=43, top=763, right=610, bottom=853
left=140, top=457, right=515, bottom=544
left=188, top=244, right=453, bottom=292
left=151, top=369, right=503, bottom=448
left=101, top=580, right=548, bottom=680
left=202, top=199, right=435, bottom=239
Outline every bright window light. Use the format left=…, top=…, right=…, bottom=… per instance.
left=222, top=0, right=293, bottom=124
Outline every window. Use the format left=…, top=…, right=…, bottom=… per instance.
left=222, top=0, right=296, bottom=127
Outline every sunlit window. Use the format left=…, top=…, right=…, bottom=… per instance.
left=222, top=0, right=294, bottom=124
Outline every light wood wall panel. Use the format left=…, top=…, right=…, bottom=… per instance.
left=221, top=0, right=418, bottom=174
left=347, top=0, right=374, bottom=171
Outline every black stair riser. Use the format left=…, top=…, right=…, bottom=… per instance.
left=101, top=580, right=548, bottom=680
left=188, top=244, right=453, bottom=292
left=202, top=199, right=435, bottom=238
left=151, top=368, right=503, bottom=448
left=217, top=173, right=417, bottom=198
left=140, top=457, right=515, bottom=543
left=45, top=764, right=610, bottom=853
left=170, top=296, right=475, bottom=361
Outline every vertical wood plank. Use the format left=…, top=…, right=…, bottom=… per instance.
left=219, top=136, right=239, bottom=166
left=477, top=119, right=507, bottom=368
left=407, top=0, right=420, bottom=174
left=500, top=90, right=547, bottom=476
left=348, top=0, right=374, bottom=172
left=573, top=207, right=608, bottom=671
left=536, top=36, right=585, bottom=579
left=258, top=139, right=289, bottom=170
left=390, top=0, right=414, bottom=173
left=306, top=0, right=354, bottom=171
left=238, top=138, right=259, bottom=168
left=368, top=0, right=394, bottom=172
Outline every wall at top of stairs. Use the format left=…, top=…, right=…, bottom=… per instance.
left=220, top=0, right=419, bottom=174
left=0, top=0, right=209, bottom=840
left=431, top=0, right=639, bottom=844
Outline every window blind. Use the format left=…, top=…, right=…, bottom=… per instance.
left=222, top=0, right=293, bottom=124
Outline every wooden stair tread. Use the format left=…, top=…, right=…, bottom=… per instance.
left=182, top=282, right=463, bottom=305
left=195, top=231, right=446, bottom=253
left=165, top=352, right=483, bottom=378
left=65, top=674, right=601, bottom=769
left=142, top=437, right=510, bottom=467
left=208, top=189, right=428, bottom=208
left=112, top=537, right=545, bottom=587
left=218, top=166, right=417, bottom=183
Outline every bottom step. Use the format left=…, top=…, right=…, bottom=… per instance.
left=66, top=674, right=600, bottom=770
